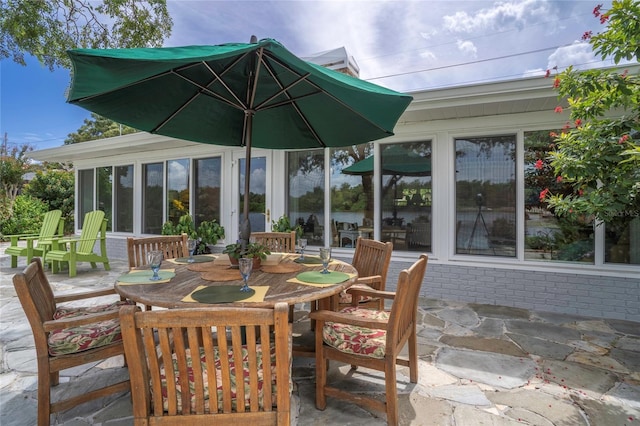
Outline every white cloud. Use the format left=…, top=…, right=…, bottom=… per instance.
left=456, top=40, right=477, bottom=57
left=419, top=50, right=437, bottom=61
left=546, top=42, right=597, bottom=70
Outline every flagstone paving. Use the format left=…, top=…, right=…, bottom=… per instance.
left=1, top=247, right=638, bottom=425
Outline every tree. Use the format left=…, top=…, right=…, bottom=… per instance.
left=65, top=113, right=139, bottom=144
left=1, top=0, right=172, bottom=70
left=0, top=144, right=33, bottom=205
left=22, top=169, right=75, bottom=233
left=542, top=0, right=640, bottom=224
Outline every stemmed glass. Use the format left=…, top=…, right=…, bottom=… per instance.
left=238, top=258, right=253, bottom=292
left=187, top=239, right=197, bottom=263
left=298, top=238, right=307, bottom=261
left=319, top=247, right=331, bottom=274
left=147, top=250, right=163, bottom=281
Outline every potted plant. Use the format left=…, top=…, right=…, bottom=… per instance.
left=223, top=242, right=271, bottom=268
left=271, top=215, right=303, bottom=239
left=162, top=214, right=225, bottom=254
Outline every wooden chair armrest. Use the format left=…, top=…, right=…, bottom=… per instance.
left=54, top=288, right=118, bottom=303
left=309, top=309, right=388, bottom=330
left=355, top=275, right=383, bottom=288
left=346, top=287, right=396, bottom=301
left=43, top=309, right=121, bottom=331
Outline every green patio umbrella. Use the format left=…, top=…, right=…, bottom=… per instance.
left=342, top=144, right=431, bottom=177
left=66, top=37, right=412, bottom=244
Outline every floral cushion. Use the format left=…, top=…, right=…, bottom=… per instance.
left=338, top=283, right=375, bottom=304
left=322, top=306, right=390, bottom=359
left=48, top=300, right=133, bottom=356
left=159, top=343, right=288, bottom=413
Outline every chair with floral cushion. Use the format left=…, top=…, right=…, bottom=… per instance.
left=119, top=302, right=291, bottom=425
left=310, top=254, right=428, bottom=426
left=12, top=258, right=132, bottom=426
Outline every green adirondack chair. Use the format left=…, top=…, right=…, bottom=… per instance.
left=5, top=210, right=64, bottom=268
left=45, top=210, right=111, bottom=277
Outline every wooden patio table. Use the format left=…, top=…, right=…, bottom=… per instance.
left=114, top=253, right=357, bottom=310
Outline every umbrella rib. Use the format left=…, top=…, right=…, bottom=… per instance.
left=253, top=73, right=315, bottom=111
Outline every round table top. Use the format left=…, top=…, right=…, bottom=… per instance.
left=114, top=253, right=357, bottom=309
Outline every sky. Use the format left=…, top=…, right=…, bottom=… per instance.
left=0, top=0, right=616, bottom=152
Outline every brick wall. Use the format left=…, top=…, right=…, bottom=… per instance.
left=105, top=238, right=639, bottom=322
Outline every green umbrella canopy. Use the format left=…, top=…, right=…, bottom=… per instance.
left=66, top=37, right=413, bottom=242
left=66, top=38, right=412, bottom=150
left=343, top=144, right=431, bottom=176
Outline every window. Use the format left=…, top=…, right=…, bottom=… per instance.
left=287, top=149, right=325, bottom=246
left=380, top=142, right=432, bottom=251
left=606, top=216, right=640, bottom=264
left=166, top=159, right=189, bottom=225
left=194, top=157, right=222, bottom=226
left=114, top=165, right=134, bottom=232
left=330, top=143, right=373, bottom=248
left=78, top=169, right=94, bottom=229
left=455, top=135, right=516, bottom=257
left=97, top=167, right=113, bottom=231
left=143, top=163, right=164, bottom=234
left=524, top=131, right=594, bottom=263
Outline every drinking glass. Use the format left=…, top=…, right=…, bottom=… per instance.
left=187, top=239, right=197, bottom=263
left=147, top=250, right=163, bottom=281
left=319, top=247, right=331, bottom=274
left=238, top=258, right=253, bottom=292
left=298, top=238, right=307, bottom=260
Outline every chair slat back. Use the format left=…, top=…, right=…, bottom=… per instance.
left=127, top=234, right=189, bottom=268
left=77, top=210, right=106, bottom=254
left=387, top=254, right=428, bottom=353
left=251, top=231, right=296, bottom=253
left=12, top=258, right=57, bottom=334
left=351, top=238, right=393, bottom=291
left=119, top=303, right=291, bottom=425
left=38, top=210, right=64, bottom=247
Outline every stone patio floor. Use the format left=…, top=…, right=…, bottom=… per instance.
left=1, top=245, right=639, bottom=425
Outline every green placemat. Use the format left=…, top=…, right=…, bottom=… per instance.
left=117, top=270, right=176, bottom=283
left=294, top=255, right=324, bottom=264
left=190, top=285, right=256, bottom=303
left=296, top=271, right=349, bottom=284
left=173, top=255, right=214, bottom=264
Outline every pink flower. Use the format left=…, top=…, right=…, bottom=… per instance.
left=593, top=5, right=602, bottom=17
left=539, top=188, right=549, bottom=201
left=600, top=14, right=609, bottom=24
left=545, top=69, right=551, bottom=78
left=555, top=106, right=564, bottom=113
left=575, top=119, right=582, bottom=127
left=556, top=176, right=563, bottom=183
left=549, top=131, right=558, bottom=138
left=553, top=77, right=561, bottom=88
left=619, top=134, right=630, bottom=144
left=581, top=31, right=593, bottom=41
left=535, top=159, right=544, bottom=170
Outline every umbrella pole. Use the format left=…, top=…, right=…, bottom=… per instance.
left=239, top=112, right=254, bottom=249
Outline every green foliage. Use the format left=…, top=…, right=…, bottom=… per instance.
left=65, top=113, right=139, bottom=144
left=271, top=215, right=303, bottom=239
left=0, top=144, right=33, bottom=203
left=544, top=0, right=640, bottom=223
left=0, top=0, right=172, bottom=70
left=223, top=242, right=271, bottom=260
left=0, top=195, right=48, bottom=237
left=22, top=170, right=75, bottom=233
left=162, top=214, right=225, bottom=254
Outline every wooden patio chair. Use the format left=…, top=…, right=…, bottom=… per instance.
left=45, top=210, right=110, bottom=277
left=5, top=209, right=64, bottom=268
left=251, top=231, right=296, bottom=253
left=119, top=302, right=291, bottom=425
left=310, top=254, right=428, bottom=426
left=12, top=258, right=131, bottom=426
left=127, top=233, right=189, bottom=268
